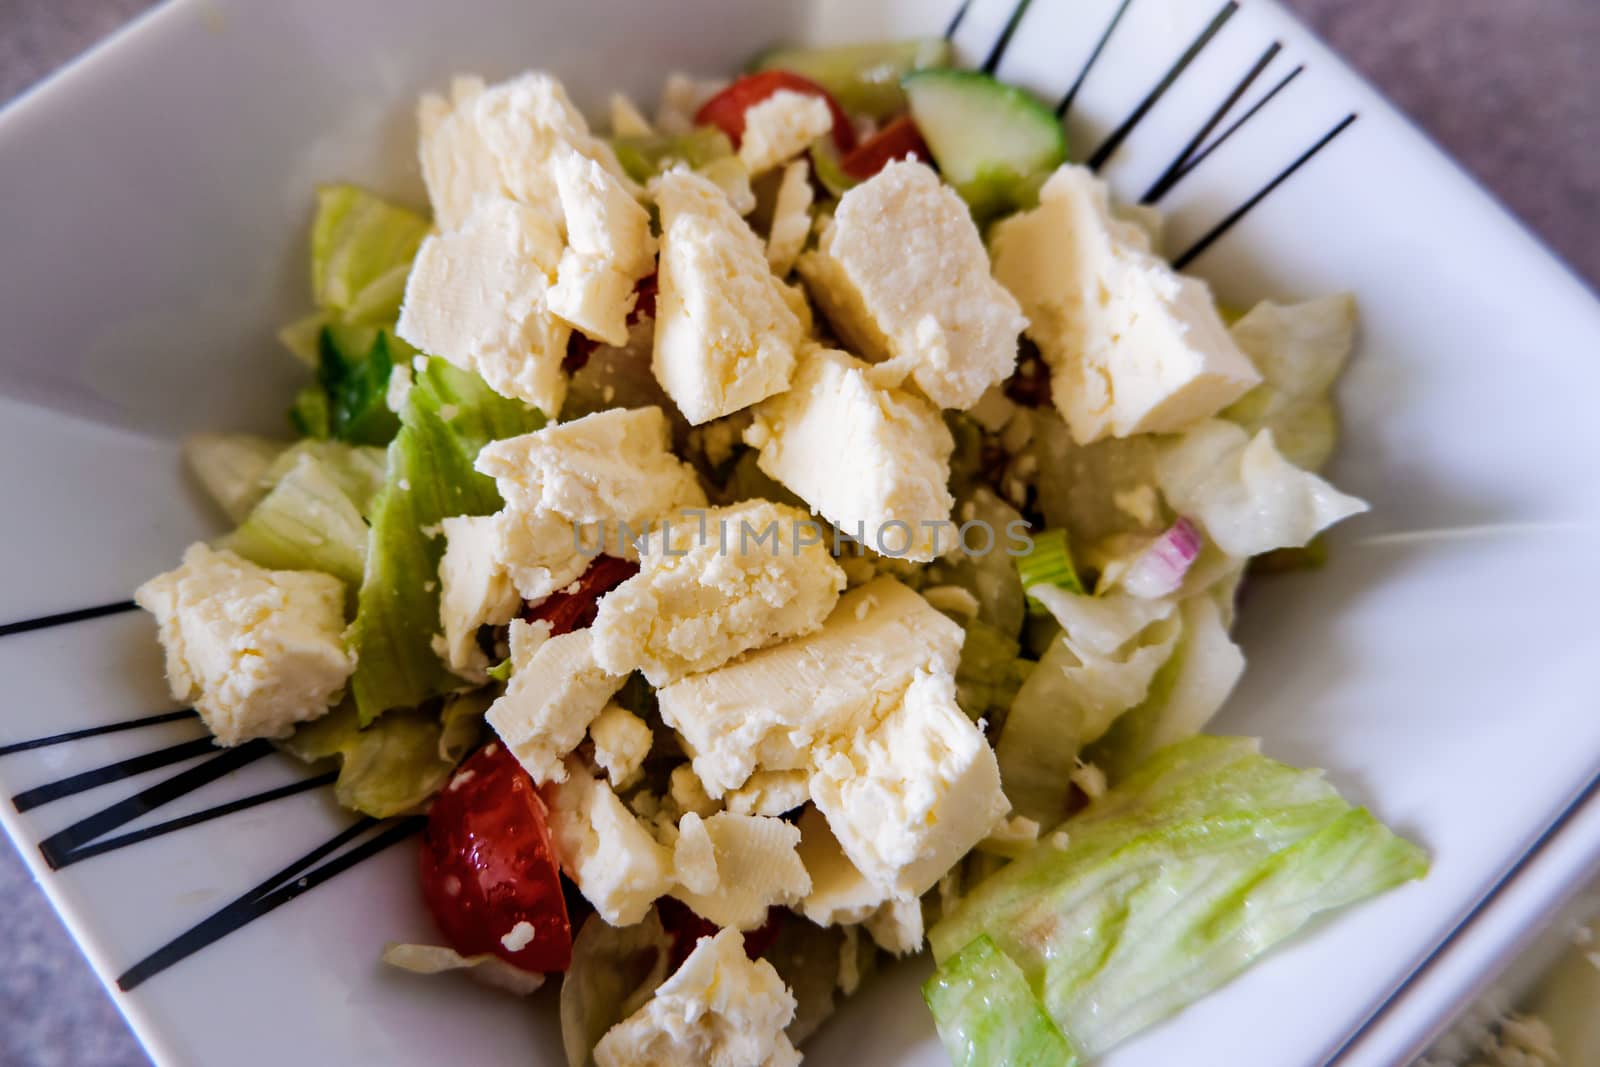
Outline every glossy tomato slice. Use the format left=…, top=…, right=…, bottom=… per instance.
left=418, top=744, right=572, bottom=973
left=840, top=114, right=931, bottom=181
left=521, top=554, right=640, bottom=636
left=695, top=70, right=857, bottom=154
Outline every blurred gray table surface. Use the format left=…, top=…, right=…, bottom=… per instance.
left=0, top=2, right=1596, bottom=1066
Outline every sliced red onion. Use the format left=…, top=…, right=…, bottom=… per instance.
left=1122, top=517, right=1203, bottom=599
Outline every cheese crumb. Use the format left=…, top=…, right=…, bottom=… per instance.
left=737, top=90, right=833, bottom=176
left=545, top=762, right=675, bottom=925
left=765, top=159, right=815, bottom=277
left=499, top=920, right=537, bottom=953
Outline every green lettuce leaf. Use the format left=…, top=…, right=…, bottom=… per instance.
left=924, top=934, right=1079, bottom=1067
left=220, top=451, right=370, bottom=588
left=281, top=700, right=464, bottom=818
left=1086, top=594, right=1246, bottom=783
left=182, top=433, right=289, bottom=524
left=346, top=358, right=543, bottom=724
left=996, top=610, right=1179, bottom=825
left=310, top=183, right=430, bottom=315
left=561, top=910, right=673, bottom=1067
left=929, top=735, right=1428, bottom=1058
left=316, top=326, right=403, bottom=446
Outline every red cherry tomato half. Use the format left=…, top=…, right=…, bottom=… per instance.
left=840, top=115, right=931, bottom=182
left=695, top=71, right=857, bottom=154
left=522, top=554, right=640, bottom=636
left=418, top=744, right=572, bottom=973
left=656, top=897, right=786, bottom=970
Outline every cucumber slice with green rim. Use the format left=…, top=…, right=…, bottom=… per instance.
left=751, top=39, right=951, bottom=119
left=903, top=69, right=1067, bottom=222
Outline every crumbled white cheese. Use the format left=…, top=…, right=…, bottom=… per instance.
left=765, top=160, right=815, bottom=277
left=589, top=701, right=653, bottom=789
left=397, top=198, right=570, bottom=418
left=657, top=577, right=962, bottom=797
left=670, top=811, right=812, bottom=929
left=437, top=514, right=519, bottom=680
left=594, top=928, right=799, bottom=1067
left=650, top=169, right=804, bottom=425
left=548, top=149, right=657, bottom=346
left=725, top=770, right=810, bottom=817
left=737, top=90, right=833, bottom=176
left=485, top=629, right=625, bottom=783
left=810, top=668, right=1009, bottom=897
left=609, top=92, right=654, bottom=137
left=545, top=762, right=675, bottom=926
left=989, top=164, right=1262, bottom=443
left=591, top=499, right=847, bottom=685
left=799, top=161, right=1024, bottom=409
left=745, top=347, right=954, bottom=561
left=134, top=544, right=353, bottom=746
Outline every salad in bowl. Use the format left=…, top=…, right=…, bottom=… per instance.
left=132, top=37, right=1425, bottom=1067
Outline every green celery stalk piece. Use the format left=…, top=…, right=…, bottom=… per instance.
left=924, top=934, right=1079, bottom=1067
left=929, top=735, right=1428, bottom=1057
left=345, top=358, right=543, bottom=724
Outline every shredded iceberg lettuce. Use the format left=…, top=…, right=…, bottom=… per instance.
left=930, top=735, right=1427, bottom=1059
left=221, top=451, right=371, bottom=588
left=1156, top=419, right=1367, bottom=558
left=1086, top=594, right=1246, bottom=782
left=282, top=700, right=468, bottom=818
left=996, top=611, right=1180, bottom=825
left=182, top=433, right=290, bottom=523
left=346, top=358, right=544, bottom=724
left=560, top=910, right=673, bottom=1067
left=310, top=183, right=430, bottom=318
left=1223, top=295, right=1357, bottom=472
left=925, top=934, right=1079, bottom=1067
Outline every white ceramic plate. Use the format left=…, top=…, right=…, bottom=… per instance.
left=2, top=1, right=1597, bottom=1065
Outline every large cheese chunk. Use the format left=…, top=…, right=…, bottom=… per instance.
left=546, top=762, right=675, bottom=926
left=670, top=812, right=812, bottom=929
left=437, top=514, right=519, bottom=680
left=656, top=577, right=963, bottom=796
left=397, top=199, right=570, bottom=418
left=989, top=164, right=1262, bottom=443
left=418, top=72, right=628, bottom=231
left=594, top=927, right=800, bottom=1067
left=548, top=150, right=657, bottom=346
left=477, top=407, right=707, bottom=599
left=651, top=169, right=804, bottom=425
left=134, top=544, right=353, bottom=747
left=799, top=161, right=1025, bottom=410
left=737, top=90, right=833, bottom=176
left=591, top=499, right=847, bottom=685
left=745, top=347, right=954, bottom=561
left=485, top=629, right=624, bottom=783
left=810, top=668, right=1008, bottom=897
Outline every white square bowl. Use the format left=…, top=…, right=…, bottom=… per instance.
left=1, top=1, right=1597, bottom=1065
